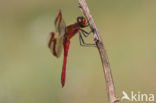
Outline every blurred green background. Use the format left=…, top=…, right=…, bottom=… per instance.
left=0, top=0, right=156, bottom=103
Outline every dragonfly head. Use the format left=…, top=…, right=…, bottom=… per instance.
left=77, top=16, right=86, bottom=28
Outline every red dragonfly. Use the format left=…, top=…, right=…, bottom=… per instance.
left=48, top=10, right=95, bottom=87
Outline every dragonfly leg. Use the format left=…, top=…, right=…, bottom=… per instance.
left=80, top=29, right=93, bottom=37
left=79, top=33, right=96, bottom=47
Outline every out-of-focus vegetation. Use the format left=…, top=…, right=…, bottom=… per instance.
left=0, top=0, right=156, bottom=103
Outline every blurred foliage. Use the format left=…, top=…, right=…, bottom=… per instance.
left=0, top=0, right=156, bottom=103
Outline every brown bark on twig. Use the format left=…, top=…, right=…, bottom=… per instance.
left=78, top=0, right=119, bottom=103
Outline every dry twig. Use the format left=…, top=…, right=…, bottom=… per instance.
left=78, top=0, right=119, bottom=103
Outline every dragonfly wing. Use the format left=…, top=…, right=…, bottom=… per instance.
left=48, top=32, right=64, bottom=57
left=55, top=36, right=64, bottom=57
left=49, top=10, right=66, bottom=57
left=55, top=10, right=66, bottom=37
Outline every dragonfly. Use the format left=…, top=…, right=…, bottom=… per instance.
left=48, top=10, right=95, bottom=87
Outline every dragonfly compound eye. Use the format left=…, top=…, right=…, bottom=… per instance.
left=77, top=16, right=86, bottom=27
